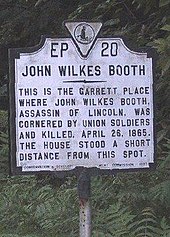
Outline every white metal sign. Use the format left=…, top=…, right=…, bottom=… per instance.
left=9, top=21, right=155, bottom=174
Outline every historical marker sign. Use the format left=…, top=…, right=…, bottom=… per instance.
left=9, top=21, right=155, bottom=174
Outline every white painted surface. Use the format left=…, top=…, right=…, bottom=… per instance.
left=14, top=34, right=154, bottom=172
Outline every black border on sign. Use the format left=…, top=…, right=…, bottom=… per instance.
left=8, top=22, right=156, bottom=177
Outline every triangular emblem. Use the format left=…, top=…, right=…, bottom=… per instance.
left=64, top=21, right=102, bottom=58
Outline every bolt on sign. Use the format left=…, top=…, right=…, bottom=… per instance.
left=9, top=21, right=155, bottom=175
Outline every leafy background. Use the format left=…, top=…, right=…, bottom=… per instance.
left=0, top=0, right=170, bottom=236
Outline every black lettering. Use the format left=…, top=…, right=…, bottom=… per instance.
left=78, top=140, right=105, bottom=148
left=67, top=152, right=89, bottom=159
left=123, top=150, right=144, bottom=158
left=97, top=150, right=115, bottom=158
left=51, top=42, right=68, bottom=57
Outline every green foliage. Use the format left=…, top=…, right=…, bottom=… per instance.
left=0, top=132, right=9, bottom=176
left=0, top=176, right=79, bottom=236
left=93, top=202, right=136, bottom=236
left=0, top=176, right=169, bottom=236
left=159, top=0, right=170, bottom=7
left=0, top=110, right=8, bottom=132
left=0, top=111, right=9, bottom=176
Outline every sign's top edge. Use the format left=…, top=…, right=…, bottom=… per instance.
left=10, top=37, right=149, bottom=59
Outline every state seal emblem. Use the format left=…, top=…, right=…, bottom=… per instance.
left=74, top=23, right=95, bottom=44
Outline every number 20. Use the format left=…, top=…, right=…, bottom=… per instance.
left=101, top=42, right=118, bottom=57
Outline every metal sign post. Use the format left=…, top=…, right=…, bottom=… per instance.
left=79, top=199, right=91, bottom=237
left=78, top=169, right=91, bottom=237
